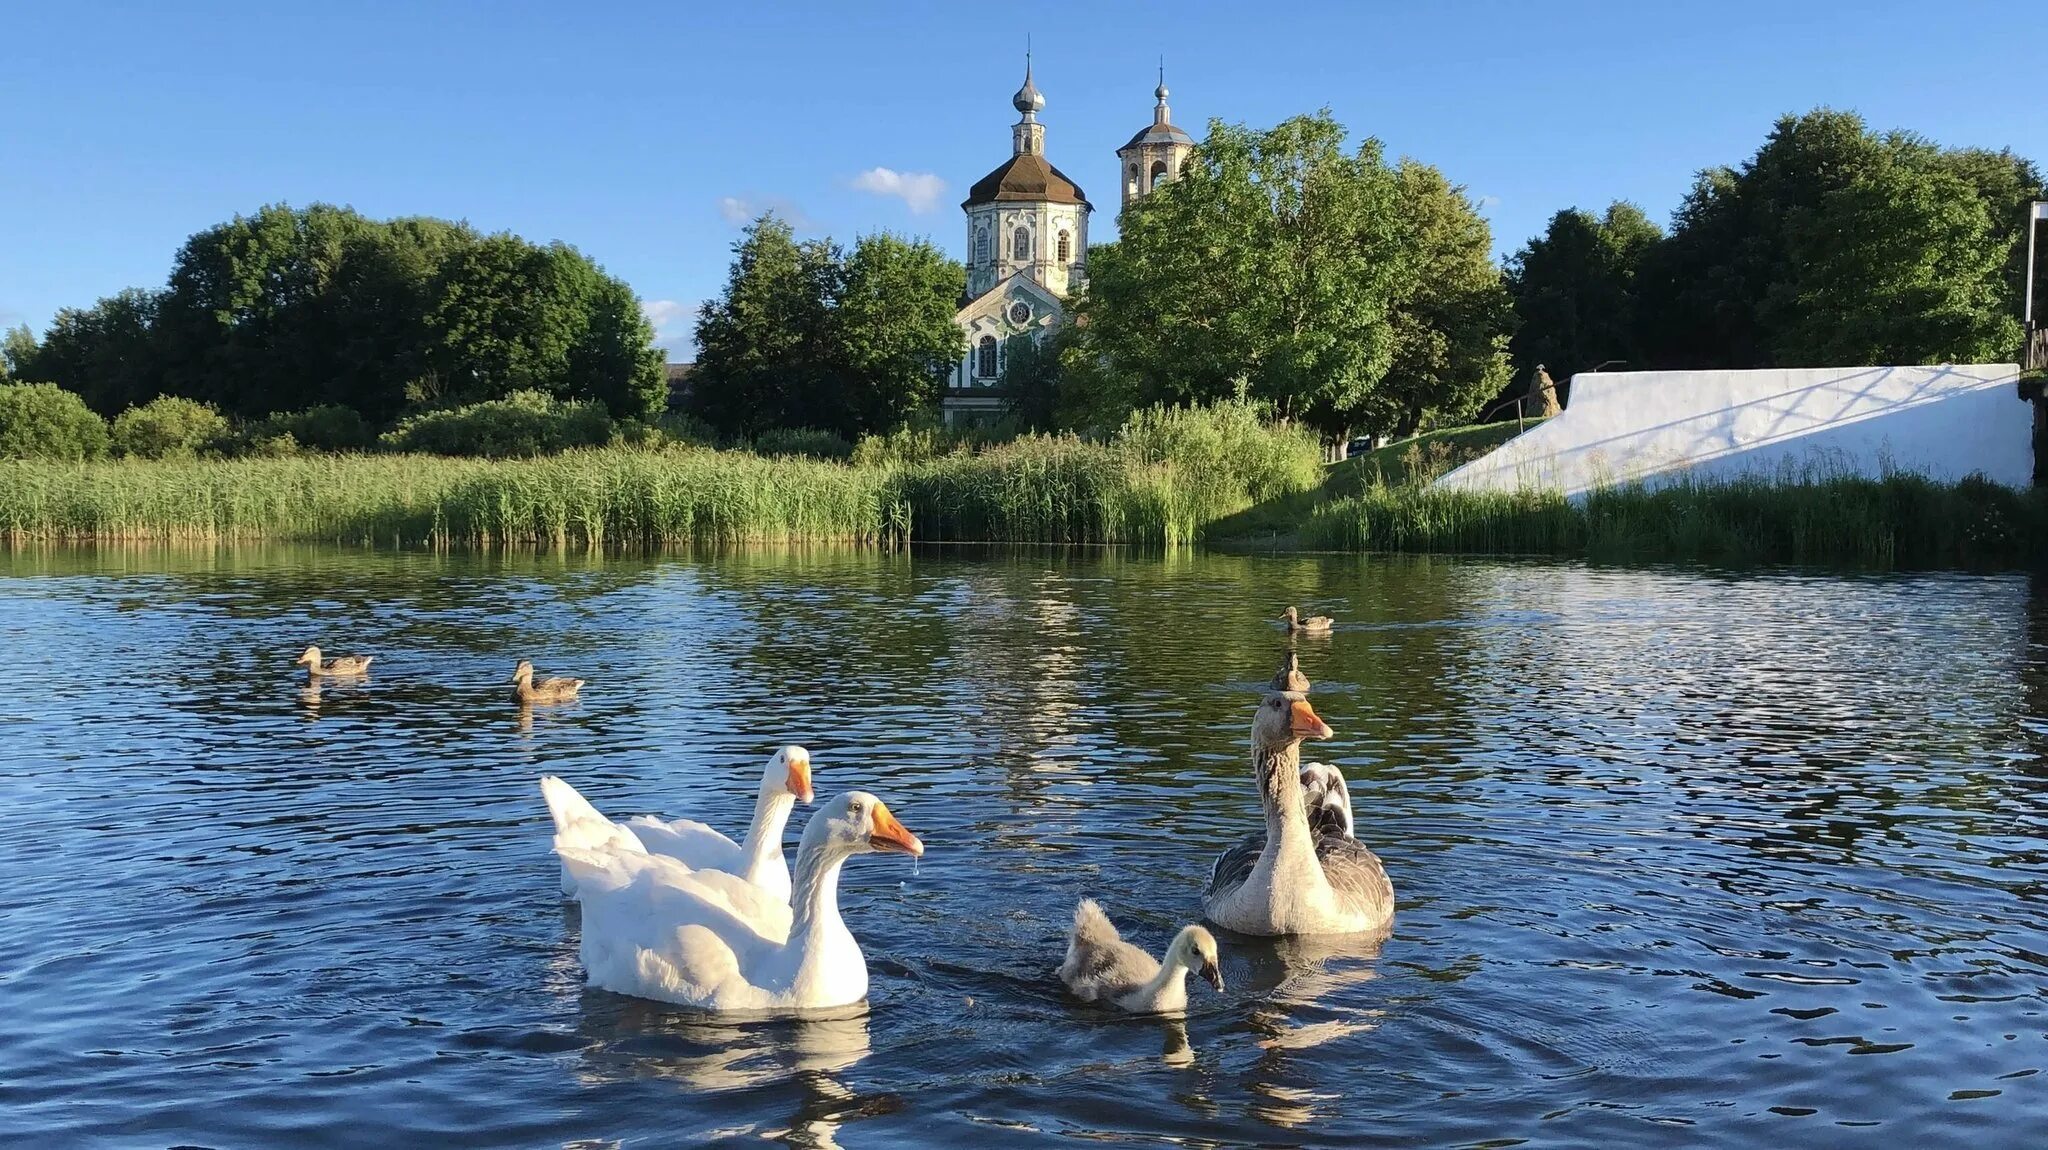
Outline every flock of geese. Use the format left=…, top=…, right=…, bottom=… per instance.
left=297, top=602, right=1391, bottom=1018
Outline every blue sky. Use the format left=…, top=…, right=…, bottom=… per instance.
left=3, top=1, right=2042, bottom=357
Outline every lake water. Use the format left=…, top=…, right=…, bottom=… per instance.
left=1, top=546, right=2043, bottom=1148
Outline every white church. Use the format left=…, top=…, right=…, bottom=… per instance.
left=943, top=61, right=1194, bottom=427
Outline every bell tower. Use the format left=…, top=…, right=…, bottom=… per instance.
left=1116, top=66, right=1195, bottom=213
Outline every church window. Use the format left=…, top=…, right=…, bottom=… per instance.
left=977, top=335, right=998, bottom=379
left=1012, top=227, right=1031, bottom=261
left=1127, top=164, right=1139, bottom=196
left=975, top=227, right=989, bottom=262
left=1150, top=159, right=1168, bottom=188
left=1057, top=230, right=1071, bottom=263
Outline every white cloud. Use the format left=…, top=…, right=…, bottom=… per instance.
left=641, top=299, right=702, bottom=359
left=851, top=167, right=948, bottom=214
left=1475, top=194, right=1502, bottom=212
left=716, top=194, right=815, bottom=230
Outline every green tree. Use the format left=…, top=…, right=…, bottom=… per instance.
left=0, top=382, right=111, bottom=459
left=1641, top=110, right=2023, bottom=368
left=1363, top=161, right=1515, bottom=442
left=19, top=290, right=165, bottom=415
left=690, top=214, right=837, bottom=439
left=1505, top=202, right=1662, bottom=393
left=1084, top=111, right=1409, bottom=443
left=569, top=275, right=668, bottom=421
left=691, top=215, right=963, bottom=439
left=138, top=203, right=661, bottom=425
left=998, top=331, right=1063, bottom=432
left=110, top=395, right=231, bottom=458
left=154, top=203, right=384, bottom=416
left=1, top=325, right=36, bottom=380
left=832, top=233, right=964, bottom=436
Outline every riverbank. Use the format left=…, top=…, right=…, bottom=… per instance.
left=3, top=435, right=2042, bottom=567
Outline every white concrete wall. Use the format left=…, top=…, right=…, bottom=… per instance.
left=1434, top=364, right=2031, bottom=497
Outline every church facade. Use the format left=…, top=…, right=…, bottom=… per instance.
left=942, top=63, right=1193, bottom=427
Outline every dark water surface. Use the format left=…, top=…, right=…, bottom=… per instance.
left=1, top=546, right=2043, bottom=1148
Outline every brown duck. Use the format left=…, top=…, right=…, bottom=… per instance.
left=1278, top=606, right=1334, bottom=636
left=1270, top=650, right=1310, bottom=693
left=512, top=659, right=585, bottom=704
left=295, top=645, right=373, bottom=676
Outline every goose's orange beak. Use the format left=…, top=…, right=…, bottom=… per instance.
left=868, top=801, right=923, bottom=857
left=785, top=752, right=814, bottom=804
left=1290, top=698, right=1333, bottom=740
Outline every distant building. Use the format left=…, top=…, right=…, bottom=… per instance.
left=943, top=61, right=1192, bottom=428
left=664, top=361, right=694, bottom=411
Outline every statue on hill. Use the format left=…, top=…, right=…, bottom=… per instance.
left=1527, top=364, right=1561, bottom=419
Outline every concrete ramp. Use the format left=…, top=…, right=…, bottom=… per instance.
left=1434, top=364, right=2030, bottom=497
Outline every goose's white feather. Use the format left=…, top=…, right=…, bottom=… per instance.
left=539, top=747, right=810, bottom=904
left=1299, top=761, right=1355, bottom=840
left=558, top=791, right=920, bottom=1012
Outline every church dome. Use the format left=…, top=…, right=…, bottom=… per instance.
left=963, top=153, right=1090, bottom=208
left=1122, top=121, right=1196, bottom=149
left=1012, top=66, right=1044, bottom=115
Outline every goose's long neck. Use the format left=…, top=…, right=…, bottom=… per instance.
left=1135, top=940, right=1193, bottom=1010
left=786, top=838, right=854, bottom=960
left=1257, top=737, right=1320, bottom=880
left=740, top=783, right=797, bottom=887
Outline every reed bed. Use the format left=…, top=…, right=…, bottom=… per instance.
left=1302, top=473, right=2047, bottom=567
left=0, top=450, right=896, bottom=547
left=7, top=425, right=2037, bottom=568
left=0, top=412, right=1325, bottom=549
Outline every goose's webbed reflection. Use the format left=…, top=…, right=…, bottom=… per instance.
left=1228, top=928, right=1391, bottom=1130
left=574, top=991, right=897, bottom=1146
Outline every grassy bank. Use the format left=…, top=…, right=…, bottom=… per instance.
left=1299, top=473, right=2047, bottom=567
left=4, top=419, right=2041, bottom=567
left=0, top=408, right=1325, bottom=548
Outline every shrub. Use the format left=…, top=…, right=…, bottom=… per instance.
left=111, top=395, right=232, bottom=459
left=0, top=382, right=111, bottom=460
left=381, top=390, right=614, bottom=457
left=753, top=427, right=852, bottom=459
left=1111, top=401, right=1324, bottom=504
left=852, top=424, right=965, bottom=468
left=249, top=405, right=377, bottom=452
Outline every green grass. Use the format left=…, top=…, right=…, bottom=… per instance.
left=1301, top=472, right=2048, bottom=567
left=0, top=408, right=1326, bottom=549
left=4, top=414, right=2040, bottom=569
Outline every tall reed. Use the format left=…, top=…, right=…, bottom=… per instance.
left=1303, top=473, right=2046, bottom=567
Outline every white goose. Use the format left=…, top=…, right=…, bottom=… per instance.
left=1204, top=692, right=1394, bottom=936
left=556, top=791, right=924, bottom=1012
left=1059, top=899, right=1224, bottom=1014
left=541, top=746, right=814, bottom=902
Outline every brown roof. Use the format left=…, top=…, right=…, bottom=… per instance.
left=964, top=154, right=1090, bottom=209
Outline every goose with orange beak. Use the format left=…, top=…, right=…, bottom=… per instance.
left=542, top=746, right=815, bottom=903
left=1203, top=692, right=1393, bottom=936
left=557, top=790, right=924, bottom=1011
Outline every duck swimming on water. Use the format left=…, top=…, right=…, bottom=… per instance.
left=512, top=659, right=583, bottom=704
left=1278, top=607, right=1334, bottom=635
left=294, top=645, right=372, bottom=676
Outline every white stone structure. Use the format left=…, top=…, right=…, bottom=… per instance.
left=1433, top=364, right=2032, bottom=498
left=945, top=59, right=1092, bottom=427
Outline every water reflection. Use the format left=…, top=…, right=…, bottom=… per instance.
left=0, top=546, right=2042, bottom=1146
left=575, top=994, right=886, bottom=1146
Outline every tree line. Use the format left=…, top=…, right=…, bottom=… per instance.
left=6, top=107, right=2040, bottom=460
left=1507, top=109, right=2040, bottom=393
left=2, top=203, right=667, bottom=427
